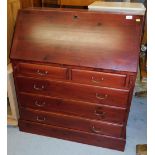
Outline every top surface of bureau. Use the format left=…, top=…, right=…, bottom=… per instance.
left=10, top=8, right=143, bottom=73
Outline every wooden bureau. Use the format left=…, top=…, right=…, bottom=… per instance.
left=10, top=8, right=144, bottom=151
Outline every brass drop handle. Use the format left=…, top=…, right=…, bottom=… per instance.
left=37, top=69, right=48, bottom=76
left=36, top=116, right=46, bottom=122
left=91, top=125, right=102, bottom=134
left=33, top=84, right=45, bottom=91
left=96, top=93, right=108, bottom=100
left=94, top=108, right=106, bottom=118
left=91, top=77, right=104, bottom=83
left=35, top=101, right=46, bottom=107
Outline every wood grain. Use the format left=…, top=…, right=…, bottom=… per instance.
left=15, top=76, right=130, bottom=108
left=11, top=8, right=144, bottom=151
left=19, top=120, right=126, bottom=151
left=71, top=69, right=127, bottom=88
left=10, top=8, right=143, bottom=72
left=15, top=62, right=67, bottom=80
left=60, top=0, right=99, bottom=6
left=7, top=0, right=20, bottom=63
left=18, top=92, right=127, bottom=124
left=20, top=107, right=124, bottom=138
left=20, top=0, right=33, bottom=8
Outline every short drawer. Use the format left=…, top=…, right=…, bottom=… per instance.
left=14, top=62, right=67, bottom=80
left=72, top=69, right=127, bottom=88
left=19, top=92, right=127, bottom=124
left=20, top=108, right=124, bottom=138
left=16, top=76, right=130, bottom=108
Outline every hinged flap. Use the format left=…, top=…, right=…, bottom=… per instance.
left=10, top=8, right=143, bottom=72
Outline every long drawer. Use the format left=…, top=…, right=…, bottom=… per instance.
left=19, top=92, right=127, bottom=124
left=19, top=120, right=126, bottom=151
left=15, top=76, right=130, bottom=108
left=20, top=108, right=124, bottom=138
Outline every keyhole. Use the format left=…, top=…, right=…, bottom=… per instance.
left=73, top=15, right=78, bottom=20
left=97, top=22, right=102, bottom=26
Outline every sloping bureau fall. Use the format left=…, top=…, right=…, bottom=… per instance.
left=10, top=8, right=144, bottom=151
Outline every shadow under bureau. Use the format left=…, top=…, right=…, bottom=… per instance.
left=10, top=8, right=144, bottom=151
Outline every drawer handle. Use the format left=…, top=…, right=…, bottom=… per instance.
left=37, top=69, right=48, bottom=76
left=96, top=93, right=108, bottom=100
left=94, top=109, right=106, bottom=118
left=36, top=116, right=46, bottom=122
left=35, top=101, right=46, bottom=107
left=34, top=84, right=45, bottom=91
left=91, top=125, right=102, bottom=134
left=91, top=77, right=104, bottom=83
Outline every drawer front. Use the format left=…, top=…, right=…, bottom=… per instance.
left=72, top=69, right=127, bottom=88
left=16, top=76, right=130, bottom=108
left=19, top=92, right=127, bottom=124
left=14, top=62, right=67, bottom=80
left=20, top=108, right=123, bottom=138
left=19, top=120, right=126, bottom=151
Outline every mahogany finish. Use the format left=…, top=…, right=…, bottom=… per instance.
left=11, top=8, right=143, bottom=72
left=15, top=62, right=67, bottom=80
left=10, top=8, right=144, bottom=151
left=20, top=108, right=123, bottom=138
left=16, top=76, right=130, bottom=107
left=19, top=120, right=126, bottom=151
left=60, top=0, right=97, bottom=6
left=18, top=92, right=127, bottom=124
left=71, top=69, right=127, bottom=88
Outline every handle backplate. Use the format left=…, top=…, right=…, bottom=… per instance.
left=91, top=77, right=104, bottom=83
left=35, top=101, right=46, bottom=107
left=37, top=69, right=48, bottom=76
left=34, top=84, right=45, bottom=91
left=36, top=116, right=46, bottom=122
left=96, top=93, right=108, bottom=100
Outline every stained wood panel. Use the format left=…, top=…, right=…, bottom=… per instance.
left=18, top=92, right=127, bottom=124
left=33, top=0, right=42, bottom=7
left=10, top=8, right=145, bottom=151
left=43, top=0, right=59, bottom=6
left=19, top=120, right=126, bottom=151
left=7, top=0, right=20, bottom=63
left=60, top=0, right=100, bottom=6
left=20, top=0, right=33, bottom=8
left=10, top=8, right=143, bottom=72
left=15, top=76, right=130, bottom=108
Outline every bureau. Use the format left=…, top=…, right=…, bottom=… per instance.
left=10, top=7, right=144, bottom=151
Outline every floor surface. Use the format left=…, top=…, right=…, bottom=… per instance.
left=7, top=95, right=147, bottom=155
